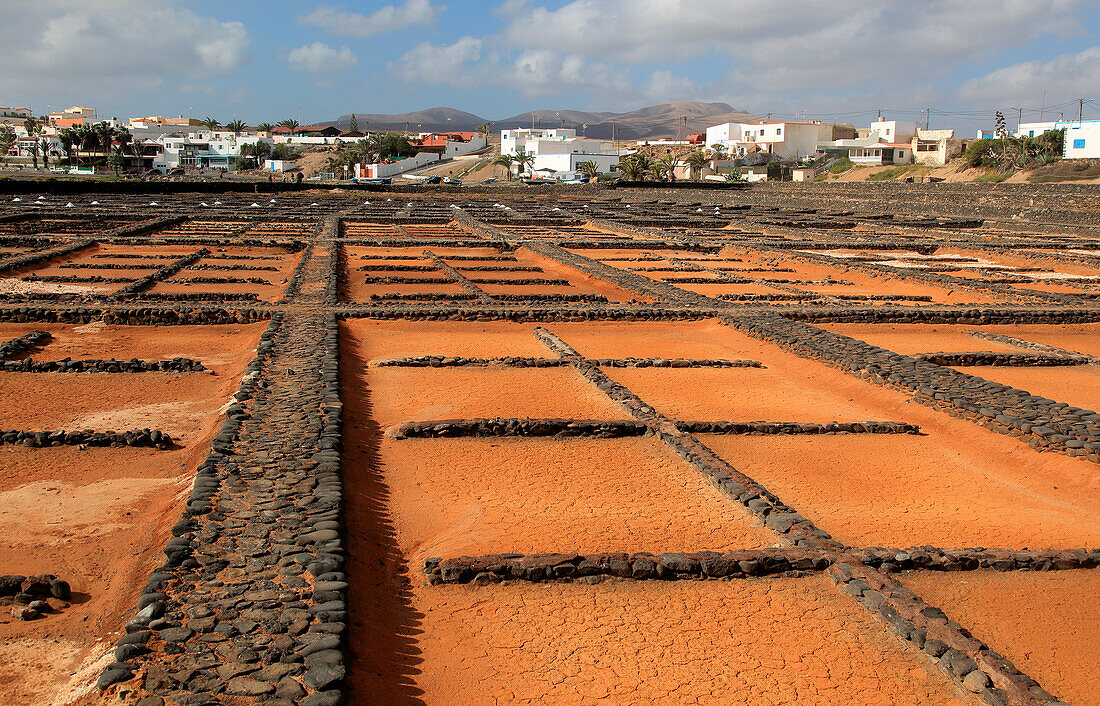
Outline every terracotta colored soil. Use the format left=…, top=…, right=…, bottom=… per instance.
left=367, top=367, right=625, bottom=429
left=948, top=365, right=1100, bottom=411
left=901, top=570, right=1100, bottom=706
left=350, top=577, right=966, bottom=704
left=0, top=323, right=264, bottom=705
left=551, top=319, right=764, bottom=359
left=345, top=319, right=553, bottom=360
left=704, top=434, right=1100, bottom=548
left=368, top=437, right=775, bottom=562
left=820, top=324, right=1025, bottom=354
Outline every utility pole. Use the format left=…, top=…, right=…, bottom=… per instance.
left=925, top=108, right=930, bottom=130
left=1009, top=106, right=1023, bottom=135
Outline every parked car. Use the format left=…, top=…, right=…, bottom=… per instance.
left=49, top=167, right=67, bottom=174
left=166, top=168, right=185, bottom=176
left=422, top=175, right=442, bottom=184
left=442, top=177, right=462, bottom=185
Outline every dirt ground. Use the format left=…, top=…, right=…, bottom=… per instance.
left=902, top=570, right=1099, bottom=705
left=0, top=322, right=266, bottom=705
left=350, top=576, right=968, bottom=704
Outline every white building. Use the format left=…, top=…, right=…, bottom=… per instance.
left=704, top=121, right=832, bottom=160
left=154, top=132, right=270, bottom=170
left=500, top=127, right=621, bottom=178
left=867, top=119, right=917, bottom=144
left=1063, top=121, right=1100, bottom=158
left=0, top=106, right=32, bottom=120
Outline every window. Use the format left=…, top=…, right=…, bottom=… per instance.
left=1074, top=139, right=1086, bottom=149
left=776, top=128, right=782, bottom=136
left=898, top=151, right=905, bottom=157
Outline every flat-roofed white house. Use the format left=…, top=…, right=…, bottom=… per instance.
left=704, top=121, right=834, bottom=160
left=500, top=127, right=621, bottom=178
left=1063, top=121, right=1100, bottom=158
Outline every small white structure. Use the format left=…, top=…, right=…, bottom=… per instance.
left=911, top=129, right=956, bottom=166
left=791, top=167, right=815, bottom=182
left=265, top=159, right=297, bottom=172
left=868, top=119, right=917, bottom=144
left=1063, top=121, right=1100, bottom=159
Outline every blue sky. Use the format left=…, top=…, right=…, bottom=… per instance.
left=2, top=0, right=1099, bottom=131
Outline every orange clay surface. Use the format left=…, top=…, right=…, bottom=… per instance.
left=348, top=576, right=966, bottom=705
left=366, top=436, right=776, bottom=563
left=822, top=322, right=1100, bottom=356
left=0, top=322, right=264, bottom=705
left=948, top=365, right=1100, bottom=411
left=343, top=319, right=554, bottom=359
left=366, top=367, right=625, bottom=428
left=902, top=571, right=1100, bottom=706
left=719, top=248, right=1009, bottom=305
left=704, top=433, right=1100, bottom=549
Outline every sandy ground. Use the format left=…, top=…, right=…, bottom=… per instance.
left=706, top=433, right=1100, bottom=549
left=349, top=576, right=967, bottom=704
left=0, top=322, right=265, bottom=705
left=344, top=320, right=554, bottom=359
left=901, top=570, right=1099, bottom=706
left=948, top=365, right=1100, bottom=412
left=821, top=323, right=1100, bottom=357
left=366, top=367, right=625, bottom=428
left=370, top=437, right=776, bottom=562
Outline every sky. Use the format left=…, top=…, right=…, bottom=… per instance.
left=2, top=0, right=1100, bottom=132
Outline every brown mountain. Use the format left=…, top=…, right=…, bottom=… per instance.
left=326, top=101, right=760, bottom=140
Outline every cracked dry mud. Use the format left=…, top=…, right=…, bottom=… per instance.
left=0, top=184, right=1096, bottom=706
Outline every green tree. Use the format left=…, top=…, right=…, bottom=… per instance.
left=709, top=143, right=728, bottom=160
left=477, top=123, right=490, bottom=137
left=514, top=150, right=535, bottom=176
left=277, top=119, right=299, bottom=131
left=39, top=137, right=50, bottom=169
left=348, top=114, right=360, bottom=135
left=23, top=117, right=38, bottom=136
left=202, top=117, right=221, bottom=131
left=271, top=143, right=298, bottom=161
left=0, top=125, right=16, bottom=165
left=577, top=160, right=599, bottom=181
left=113, top=128, right=133, bottom=172
left=29, top=138, right=40, bottom=169
left=257, top=122, right=275, bottom=134
left=225, top=119, right=245, bottom=135
left=379, top=132, right=416, bottom=161
left=57, top=128, right=76, bottom=167
left=685, top=150, right=708, bottom=181
left=653, top=153, right=677, bottom=182
left=491, top=153, right=514, bottom=180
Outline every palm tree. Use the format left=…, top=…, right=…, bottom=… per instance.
left=477, top=123, right=490, bottom=137
left=656, top=153, right=678, bottom=182
left=39, top=137, right=51, bottom=169
left=709, top=143, right=728, bottom=161
left=0, top=125, right=16, bottom=165
left=29, top=138, right=40, bottom=169
left=225, top=119, right=245, bottom=135
left=277, top=119, right=299, bottom=131
left=114, top=128, right=133, bottom=172
left=23, top=117, right=38, bottom=136
left=76, top=125, right=98, bottom=168
left=577, top=160, right=599, bottom=181
left=93, top=122, right=115, bottom=169
left=685, top=150, right=708, bottom=181
left=58, top=128, right=76, bottom=168
left=514, top=150, right=535, bottom=177
left=616, top=155, right=643, bottom=181
left=257, top=122, right=275, bottom=134
left=202, top=117, right=221, bottom=131
left=491, top=153, right=514, bottom=180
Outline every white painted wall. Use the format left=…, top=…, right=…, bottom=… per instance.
left=1064, top=122, right=1100, bottom=158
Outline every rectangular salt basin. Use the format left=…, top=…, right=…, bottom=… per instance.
left=901, top=570, right=1099, bottom=706
left=368, top=436, right=775, bottom=562
left=702, top=434, right=1100, bottom=549
left=348, top=577, right=966, bottom=704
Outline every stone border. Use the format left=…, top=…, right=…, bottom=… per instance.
left=1, top=357, right=206, bottom=373
left=0, top=428, right=174, bottom=449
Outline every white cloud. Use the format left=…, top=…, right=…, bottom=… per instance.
left=300, top=0, right=444, bottom=38
left=286, top=43, right=358, bottom=73
left=957, top=47, right=1100, bottom=109
left=495, top=0, right=1085, bottom=92
left=391, top=37, right=483, bottom=85
left=0, top=0, right=249, bottom=99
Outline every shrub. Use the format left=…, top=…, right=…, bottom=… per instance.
left=829, top=157, right=853, bottom=173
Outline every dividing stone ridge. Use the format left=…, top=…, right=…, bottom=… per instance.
left=0, top=184, right=1096, bottom=705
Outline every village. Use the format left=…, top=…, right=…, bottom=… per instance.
left=3, top=103, right=1098, bottom=185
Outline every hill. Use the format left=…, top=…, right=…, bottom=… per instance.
left=325, top=101, right=760, bottom=140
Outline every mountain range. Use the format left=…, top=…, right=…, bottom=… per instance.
left=324, top=101, right=761, bottom=140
